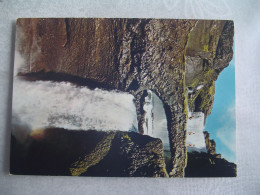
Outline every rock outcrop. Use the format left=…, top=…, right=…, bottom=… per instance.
left=15, top=18, right=234, bottom=177
left=10, top=128, right=168, bottom=177
left=185, top=152, right=236, bottom=177
left=185, top=20, right=234, bottom=119
left=184, top=130, right=237, bottom=177
left=203, top=131, right=216, bottom=155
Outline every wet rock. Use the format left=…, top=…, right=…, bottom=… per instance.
left=16, top=18, right=196, bottom=177
left=15, top=18, right=234, bottom=177
left=185, top=152, right=236, bottom=177
left=185, top=131, right=236, bottom=177
left=10, top=128, right=168, bottom=177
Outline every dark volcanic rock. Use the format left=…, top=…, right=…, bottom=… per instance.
left=84, top=131, right=168, bottom=177
left=15, top=18, right=234, bottom=177
left=185, top=152, right=236, bottom=177
left=16, top=18, right=197, bottom=177
left=10, top=128, right=168, bottom=177
left=184, top=131, right=236, bottom=177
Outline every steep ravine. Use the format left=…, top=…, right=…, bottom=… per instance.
left=14, top=18, right=234, bottom=177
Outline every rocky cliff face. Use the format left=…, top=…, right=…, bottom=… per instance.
left=15, top=18, right=234, bottom=177
left=10, top=128, right=168, bottom=177
left=185, top=20, right=234, bottom=119
left=204, top=131, right=216, bottom=155
left=184, top=130, right=237, bottom=177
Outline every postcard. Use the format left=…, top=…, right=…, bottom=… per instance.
left=10, top=18, right=236, bottom=177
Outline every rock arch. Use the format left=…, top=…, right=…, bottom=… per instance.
left=15, top=18, right=234, bottom=177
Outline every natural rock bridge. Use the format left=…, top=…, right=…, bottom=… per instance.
left=16, top=18, right=234, bottom=177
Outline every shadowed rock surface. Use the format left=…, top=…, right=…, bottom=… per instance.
left=185, top=152, right=236, bottom=177
left=15, top=18, right=234, bottom=177
left=184, top=131, right=236, bottom=177
left=185, top=20, right=234, bottom=120
left=204, top=131, right=216, bottom=155
left=10, top=128, right=168, bottom=177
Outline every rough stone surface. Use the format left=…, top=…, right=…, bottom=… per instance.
left=203, top=131, right=216, bottom=155
left=10, top=128, right=168, bottom=177
left=185, top=152, right=236, bottom=177
left=185, top=20, right=234, bottom=119
left=15, top=18, right=234, bottom=177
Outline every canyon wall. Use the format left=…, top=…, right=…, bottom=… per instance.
left=15, top=18, right=234, bottom=177
left=185, top=20, right=234, bottom=119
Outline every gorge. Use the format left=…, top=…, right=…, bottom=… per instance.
left=11, top=18, right=235, bottom=177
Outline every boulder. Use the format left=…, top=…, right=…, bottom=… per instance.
left=10, top=128, right=168, bottom=177
left=185, top=151, right=236, bottom=177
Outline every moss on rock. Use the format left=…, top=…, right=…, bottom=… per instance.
left=185, top=152, right=236, bottom=177
left=10, top=128, right=168, bottom=177
left=185, top=20, right=234, bottom=120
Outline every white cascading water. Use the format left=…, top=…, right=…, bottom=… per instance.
left=13, top=50, right=206, bottom=153
left=12, top=77, right=139, bottom=143
left=143, top=90, right=170, bottom=151
left=13, top=74, right=207, bottom=154
left=143, top=90, right=154, bottom=135
left=186, top=109, right=207, bottom=153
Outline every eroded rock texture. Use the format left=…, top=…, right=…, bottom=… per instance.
left=10, top=128, right=168, bottom=177
left=16, top=18, right=234, bottom=177
left=185, top=20, right=234, bottom=119
left=185, top=152, right=236, bottom=177
left=204, top=131, right=216, bottom=155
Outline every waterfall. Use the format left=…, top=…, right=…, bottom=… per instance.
left=12, top=77, right=139, bottom=143
left=186, top=111, right=207, bottom=153
left=142, top=90, right=170, bottom=151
